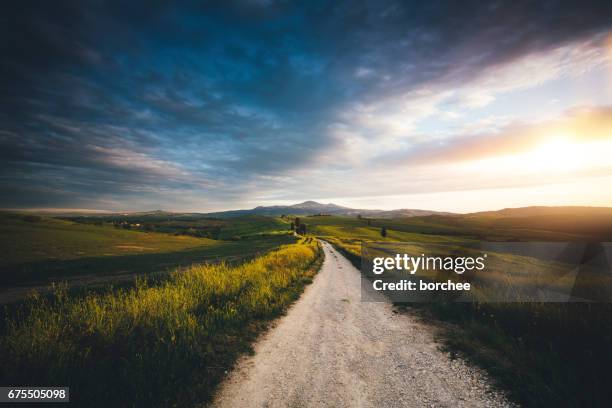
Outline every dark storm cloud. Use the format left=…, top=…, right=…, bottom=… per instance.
left=1, top=0, right=611, bottom=209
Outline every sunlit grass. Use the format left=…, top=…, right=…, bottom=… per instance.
left=0, top=213, right=215, bottom=265
left=0, top=212, right=298, bottom=288
left=0, top=238, right=322, bottom=406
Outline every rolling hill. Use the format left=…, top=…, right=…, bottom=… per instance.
left=204, top=201, right=454, bottom=218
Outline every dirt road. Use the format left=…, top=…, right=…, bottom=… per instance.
left=213, top=241, right=512, bottom=407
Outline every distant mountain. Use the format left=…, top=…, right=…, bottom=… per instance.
left=204, top=201, right=454, bottom=218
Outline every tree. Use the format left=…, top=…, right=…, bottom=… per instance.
left=297, top=223, right=307, bottom=235
left=380, top=226, right=387, bottom=238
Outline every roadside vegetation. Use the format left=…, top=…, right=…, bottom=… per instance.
left=3, top=207, right=611, bottom=407
left=0, top=238, right=322, bottom=406
left=314, top=213, right=612, bottom=407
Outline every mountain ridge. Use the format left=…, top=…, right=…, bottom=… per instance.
left=203, top=201, right=454, bottom=218
left=11, top=203, right=612, bottom=219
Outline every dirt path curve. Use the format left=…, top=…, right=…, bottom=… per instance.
left=212, top=240, right=512, bottom=408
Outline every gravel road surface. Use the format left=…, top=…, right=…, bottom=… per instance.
left=212, top=240, right=512, bottom=407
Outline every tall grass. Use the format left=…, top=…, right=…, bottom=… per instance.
left=421, top=301, right=612, bottom=407
left=0, top=239, right=322, bottom=406
left=327, top=237, right=612, bottom=407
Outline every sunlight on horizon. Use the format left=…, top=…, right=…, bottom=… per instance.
left=462, top=135, right=612, bottom=175
left=326, top=175, right=612, bottom=213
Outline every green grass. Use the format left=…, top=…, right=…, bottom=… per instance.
left=305, top=215, right=463, bottom=242
left=314, top=215, right=612, bottom=407
left=215, top=215, right=289, bottom=239
left=0, top=238, right=322, bottom=406
left=412, top=302, right=612, bottom=407
left=65, top=213, right=290, bottom=240
left=0, top=213, right=294, bottom=287
left=0, top=213, right=217, bottom=264
left=377, top=211, right=612, bottom=241
left=4, top=208, right=611, bottom=407
left=302, top=210, right=610, bottom=241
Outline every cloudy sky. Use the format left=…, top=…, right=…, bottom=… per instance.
left=2, top=0, right=612, bottom=213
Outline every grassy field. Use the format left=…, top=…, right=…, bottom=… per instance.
left=303, top=210, right=609, bottom=241
left=64, top=213, right=290, bottom=240
left=2, top=208, right=611, bottom=407
left=375, top=207, right=612, bottom=241
left=0, top=213, right=217, bottom=263
left=0, top=238, right=322, bottom=406
left=305, top=215, right=466, bottom=242
left=0, top=213, right=294, bottom=288
left=310, top=213, right=612, bottom=407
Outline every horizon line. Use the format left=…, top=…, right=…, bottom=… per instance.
left=2, top=202, right=612, bottom=216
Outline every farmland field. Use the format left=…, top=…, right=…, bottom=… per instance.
left=0, top=213, right=294, bottom=297
left=2, top=209, right=612, bottom=407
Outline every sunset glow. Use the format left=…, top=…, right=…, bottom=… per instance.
left=2, top=2, right=612, bottom=212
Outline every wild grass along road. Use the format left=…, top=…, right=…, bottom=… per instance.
left=213, top=240, right=511, bottom=407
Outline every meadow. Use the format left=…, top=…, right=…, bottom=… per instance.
left=2, top=209, right=611, bottom=406
left=0, top=238, right=322, bottom=406
left=308, top=213, right=612, bottom=407
left=64, top=212, right=290, bottom=240
left=0, top=213, right=294, bottom=291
